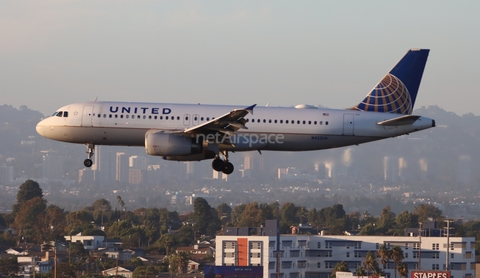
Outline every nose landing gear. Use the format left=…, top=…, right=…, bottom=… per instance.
left=84, top=143, right=95, bottom=168
left=211, top=151, right=234, bottom=175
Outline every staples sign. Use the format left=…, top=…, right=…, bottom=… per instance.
left=411, top=271, right=450, bottom=278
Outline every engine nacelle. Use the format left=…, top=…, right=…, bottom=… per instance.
left=145, top=131, right=201, bottom=156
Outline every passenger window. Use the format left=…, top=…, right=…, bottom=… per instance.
left=303, top=121, right=306, bottom=124
left=103, top=114, right=106, bottom=118
left=177, top=116, right=180, bottom=120
left=308, top=121, right=311, bottom=125
left=148, top=115, right=151, bottom=119
left=263, top=119, right=266, bottom=123
left=314, top=121, right=317, bottom=124
left=274, top=120, right=277, bottom=123
left=120, top=115, right=124, bottom=119
left=297, top=120, right=300, bottom=124
left=320, top=121, right=323, bottom=125
left=269, top=120, right=272, bottom=123
left=206, top=117, right=210, bottom=121
left=186, top=116, right=189, bottom=121
left=63, top=111, right=68, bottom=117
left=160, top=116, right=163, bottom=120
left=143, top=115, right=146, bottom=119
left=126, top=115, right=129, bottom=119
left=137, top=115, right=141, bottom=119
left=165, top=116, right=169, bottom=120
left=326, top=121, right=329, bottom=125
left=201, top=117, right=204, bottom=121
left=285, top=120, right=288, bottom=124
left=154, top=116, right=157, bottom=119
left=280, top=120, right=283, bottom=123
left=194, top=117, right=197, bottom=120
left=98, top=114, right=101, bottom=118
left=109, top=114, right=112, bottom=118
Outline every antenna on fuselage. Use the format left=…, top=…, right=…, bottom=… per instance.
left=93, top=97, right=98, bottom=102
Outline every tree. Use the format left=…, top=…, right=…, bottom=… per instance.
left=193, top=198, right=221, bottom=236
left=397, top=262, right=408, bottom=278
left=363, top=251, right=381, bottom=276
left=216, top=203, right=232, bottom=225
left=167, top=251, right=190, bottom=275
left=237, top=202, right=264, bottom=227
left=0, top=256, right=19, bottom=277
left=34, top=205, right=67, bottom=242
left=91, top=199, right=112, bottom=225
left=13, top=196, right=47, bottom=243
left=377, top=244, right=391, bottom=271
left=377, top=206, right=396, bottom=232
left=391, top=246, right=404, bottom=278
left=355, top=265, right=367, bottom=276
left=330, top=261, right=350, bottom=278
left=414, top=204, right=443, bottom=222
left=13, top=179, right=43, bottom=214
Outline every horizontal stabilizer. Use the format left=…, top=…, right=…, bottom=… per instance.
left=377, top=115, right=421, bottom=126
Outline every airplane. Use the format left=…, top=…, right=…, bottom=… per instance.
left=36, top=49, right=435, bottom=175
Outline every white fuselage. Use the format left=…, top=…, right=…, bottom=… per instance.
left=36, top=101, right=435, bottom=154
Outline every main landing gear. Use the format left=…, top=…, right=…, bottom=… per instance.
left=84, top=143, right=94, bottom=168
left=211, top=151, right=234, bottom=175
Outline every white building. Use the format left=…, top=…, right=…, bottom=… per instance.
left=215, top=233, right=475, bottom=278
left=64, top=234, right=105, bottom=250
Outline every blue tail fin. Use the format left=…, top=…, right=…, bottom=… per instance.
left=351, top=49, right=429, bottom=115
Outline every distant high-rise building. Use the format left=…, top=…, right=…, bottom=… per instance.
left=78, top=168, right=95, bottom=184
left=0, top=165, right=14, bottom=185
left=458, top=155, right=472, bottom=184
left=116, top=152, right=129, bottom=182
left=129, top=168, right=143, bottom=184
left=42, top=151, right=64, bottom=181
left=94, top=146, right=116, bottom=183
left=186, top=161, right=194, bottom=176
left=383, top=156, right=398, bottom=182
left=244, top=156, right=252, bottom=170
left=129, top=155, right=148, bottom=170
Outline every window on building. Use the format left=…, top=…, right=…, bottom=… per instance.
left=317, top=262, right=321, bottom=268
left=465, top=252, right=472, bottom=259
left=354, top=242, right=361, bottom=249
left=298, top=261, right=306, bottom=268
left=325, top=262, right=333, bottom=269
left=317, top=242, right=321, bottom=249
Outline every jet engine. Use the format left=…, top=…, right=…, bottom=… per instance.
left=145, top=131, right=202, bottom=156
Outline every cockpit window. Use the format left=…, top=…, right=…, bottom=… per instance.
left=56, top=111, right=63, bottom=117
left=63, top=111, right=68, bottom=117
left=52, top=111, right=58, bottom=117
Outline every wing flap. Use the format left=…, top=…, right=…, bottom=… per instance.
left=184, top=104, right=256, bottom=135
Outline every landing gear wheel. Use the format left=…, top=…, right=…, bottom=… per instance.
left=212, top=158, right=225, bottom=172
left=222, top=161, right=234, bottom=175
left=84, top=143, right=95, bottom=168
left=84, top=159, right=93, bottom=168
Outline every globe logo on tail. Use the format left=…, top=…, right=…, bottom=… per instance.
left=353, top=73, right=413, bottom=115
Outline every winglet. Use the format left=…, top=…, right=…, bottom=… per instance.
left=246, top=104, right=256, bottom=115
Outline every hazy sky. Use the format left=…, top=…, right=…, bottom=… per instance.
left=1, top=1, right=479, bottom=116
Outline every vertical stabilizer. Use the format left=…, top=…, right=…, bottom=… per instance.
left=351, top=49, right=429, bottom=115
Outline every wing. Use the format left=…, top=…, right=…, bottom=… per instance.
left=184, top=104, right=256, bottom=136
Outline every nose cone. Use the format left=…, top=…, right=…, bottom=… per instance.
left=36, top=119, right=47, bottom=137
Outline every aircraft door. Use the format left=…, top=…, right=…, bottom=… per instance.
left=81, top=105, right=94, bottom=127
left=183, top=114, right=190, bottom=126
left=343, top=113, right=354, bottom=135
left=192, top=114, right=199, bottom=126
